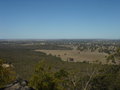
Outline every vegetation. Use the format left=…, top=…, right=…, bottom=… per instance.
left=29, top=60, right=120, bottom=90
left=90, top=65, right=120, bottom=90
left=29, top=60, right=56, bottom=90
left=0, top=40, right=120, bottom=90
left=0, top=59, right=16, bottom=88
left=29, top=60, right=70, bottom=90
left=107, top=48, right=120, bottom=64
left=0, top=47, right=63, bottom=79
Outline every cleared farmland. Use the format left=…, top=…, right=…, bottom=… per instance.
left=35, top=50, right=108, bottom=64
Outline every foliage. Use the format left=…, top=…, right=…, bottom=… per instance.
left=29, top=60, right=120, bottom=90
left=0, top=59, right=16, bottom=88
left=29, top=60, right=55, bottom=90
left=1, top=41, right=120, bottom=89
left=106, top=48, right=120, bottom=64
left=0, top=46, right=62, bottom=79
left=90, top=65, right=120, bottom=90
left=29, top=60, right=69, bottom=90
left=54, top=69, right=69, bottom=90
left=29, top=60, right=101, bottom=90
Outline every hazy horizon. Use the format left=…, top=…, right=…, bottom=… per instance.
left=0, top=38, right=120, bottom=41
left=0, top=0, right=120, bottom=39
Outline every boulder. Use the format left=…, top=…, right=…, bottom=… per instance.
left=1, top=80, right=34, bottom=90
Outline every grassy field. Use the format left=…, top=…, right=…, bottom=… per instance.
left=35, top=50, right=108, bottom=64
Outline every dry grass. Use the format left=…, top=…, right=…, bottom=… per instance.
left=35, top=50, right=108, bottom=64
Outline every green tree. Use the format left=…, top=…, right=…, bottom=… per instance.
left=29, top=60, right=56, bottom=90
left=29, top=60, right=70, bottom=90
left=54, top=69, right=69, bottom=90
left=90, top=65, right=120, bottom=90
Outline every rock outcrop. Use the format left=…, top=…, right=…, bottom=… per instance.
left=1, top=80, right=34, bottom=90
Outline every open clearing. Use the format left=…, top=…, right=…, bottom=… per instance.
left=35, top=50, right=108, bottom=64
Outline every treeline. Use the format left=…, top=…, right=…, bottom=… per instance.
left=0, top=41, right=72, bottom=50
left=77, top=42, right=120, bottom=54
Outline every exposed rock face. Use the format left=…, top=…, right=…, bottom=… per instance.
left=2, top=64, right=13, bottom=68
left=1, top=80, right=34, bottom=90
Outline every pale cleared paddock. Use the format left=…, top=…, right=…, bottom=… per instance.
left=35, top=50, right=108, bottom=64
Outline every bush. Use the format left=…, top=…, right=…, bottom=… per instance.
left=29, top=60, right=69, bottom=90
left=0, top=59, right=16, bottom=88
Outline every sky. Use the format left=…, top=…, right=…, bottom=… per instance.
left=0, top=0, right=120, bottom=39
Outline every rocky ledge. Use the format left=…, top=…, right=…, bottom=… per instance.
left=0, top=80, right=34, bottom=90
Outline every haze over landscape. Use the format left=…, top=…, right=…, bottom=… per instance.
left=0, top=0, right=120, bottom=39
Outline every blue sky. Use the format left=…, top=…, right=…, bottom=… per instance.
left=0, top=0, right=120, bottom=39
